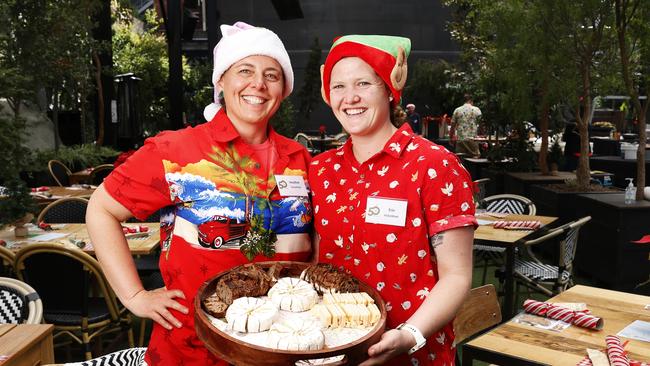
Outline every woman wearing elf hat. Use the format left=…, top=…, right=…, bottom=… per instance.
left=87, top=22, right=312, bottom=365
left=309, top=35, right=476, bottom=365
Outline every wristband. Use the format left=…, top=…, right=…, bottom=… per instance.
left=396, top=322, right=426, bottom=355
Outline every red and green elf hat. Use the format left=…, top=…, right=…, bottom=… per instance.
left=320, top=35, right=411, bottom=107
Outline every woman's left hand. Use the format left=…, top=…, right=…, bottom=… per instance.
left=358, top=328, right=415, bottom=366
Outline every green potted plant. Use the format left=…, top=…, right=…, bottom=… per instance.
left=0, top=115, right=36, bottom=236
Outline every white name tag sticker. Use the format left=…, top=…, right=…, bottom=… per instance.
left=274, top=175, right=309, bottom=197
left=365, top=196, right=408, bottom=227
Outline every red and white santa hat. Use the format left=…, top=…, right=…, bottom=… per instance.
left=203, top=21, right=294, bottom=121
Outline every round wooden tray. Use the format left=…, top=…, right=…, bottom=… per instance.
left=195, top=261, right=387, bottom=366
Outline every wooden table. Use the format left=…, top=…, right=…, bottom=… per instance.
left=1, top=223, right=160, bottom=256
left=30, top=186, right=96, bottom=207
left=463, top=285, right=650, bottom=365
left=474, top=214, right=559, bottom=319
left=0, top=324, right=54, bottom=366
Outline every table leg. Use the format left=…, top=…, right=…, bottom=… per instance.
left=503, top=245, right=515, bottom=319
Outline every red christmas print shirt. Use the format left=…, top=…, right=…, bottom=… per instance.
left=309, top=124, right=476, bottom=366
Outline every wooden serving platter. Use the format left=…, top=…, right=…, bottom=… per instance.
left=195, top=261, right=387, bottom=366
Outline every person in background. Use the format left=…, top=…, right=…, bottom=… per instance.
left=86, top=22, right=312, bottom=366
left=450, top=94, right=482, bottom=158
left=406, top=103, right=421, bottom=135
left=311, top=34, right=476, bottom=365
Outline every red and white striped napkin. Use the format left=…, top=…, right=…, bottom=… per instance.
left=523, top=299, right=604, bottom=330
left=494, top=220, right=542, bottom=230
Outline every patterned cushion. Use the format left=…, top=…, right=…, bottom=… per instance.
left=0, top=286, right=26, bottom=324
left=514, top=258, right=571, bottom=282
left=66, top=347, right=147, bottom=366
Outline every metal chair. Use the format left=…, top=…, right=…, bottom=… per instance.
left=90, top=164, right=115, bottom=185
left=15, top=243, right=134, bottom=360
left=506, top=216, right=592, bottom=300
left=474, top=194, right=537, bottom=285
left=63, top=347, right=146, bottom=366
left=37, top=197, right=89, bottom=224
left=294, top=132, right=318, bottom=154
left=0, top=276, right=43, bottom=324
left=49, top=159, right=72, bottom=186
left=479, top=193, right=536, bottom=215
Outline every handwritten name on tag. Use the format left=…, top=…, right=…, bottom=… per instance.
left=365, top=196, right=408, bottom=227
left=274, top=175, right=309, bottom=197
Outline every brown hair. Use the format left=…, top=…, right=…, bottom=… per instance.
left=391, top=105, right=406, bottom=127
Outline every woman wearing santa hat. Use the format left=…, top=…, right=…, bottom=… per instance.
left=310, top=35, right=477, bottom=365
left=87, top=22, right=312, bottom=365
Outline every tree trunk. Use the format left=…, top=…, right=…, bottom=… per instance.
left=93, top=52, right=105, bottom=146
left=538, top=78, right=550, bottom=175
left=615, top=0, right=647, bottom=200
left=575, top=63, right=592, bottom=190
left=53, top=93, right=60, bottom=152
left=637, top=105, right=647, bottom=200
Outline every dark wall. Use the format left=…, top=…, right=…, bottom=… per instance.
left=193, top=0, right=459, bottom=132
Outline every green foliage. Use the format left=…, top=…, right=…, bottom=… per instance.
left=0, top=112, right=35, bottom=226
left=270, top=99, right=297, bottom=138
left=184, top=60, right=213, bottom=125
left=297, top=38, right=322, bottom=124
left=28, top=144, right=120, bottom=172
left=403, top=60, right=464, bottom=116
left=239, top=215, right=277, bottom=261
left=113, top=8, right=171, bottom=132
left=298, top=37, right=321, bottom=129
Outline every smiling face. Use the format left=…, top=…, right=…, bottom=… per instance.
left=218, top=55, right=284, bottom=130
left=328, top=57, right=392, bottom=138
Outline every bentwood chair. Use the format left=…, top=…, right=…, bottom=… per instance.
left=0, top=276, right=43, bottom=324
left=89, top=164, right=115, bottom=185
left=63, top=347, right=146, bottom=366
left=48, top=159, right=72, bottom=186
left=15, top=243, right=134, bottom=360
left=37, top=197, right=89, bottom=224
left=294, top=133, right=318, bottom=155
left=474, top=194, right=537, bottom=284
left=0, top=246, right=16, bottom=277
left=503, top=216, right=592, bottom=302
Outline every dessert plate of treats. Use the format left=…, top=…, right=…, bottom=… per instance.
left=195, top=262, right=387, bottom=366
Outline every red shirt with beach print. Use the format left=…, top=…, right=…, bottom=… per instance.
left=309, top=124, right=476, bottom=366
left=103, top=109, right=313, bottom=366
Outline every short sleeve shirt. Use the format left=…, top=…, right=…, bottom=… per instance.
left=309, top=124, right=476, bottom=366
left=451, top=103, right=482, bottom=140
left=103, top=109, right=313, bottom=366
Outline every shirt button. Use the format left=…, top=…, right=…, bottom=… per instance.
left=349, top=206, right=354, bottom=211
left=360, top=174, right=365, bottom=179
left=346, top=245, right=351, bottom=250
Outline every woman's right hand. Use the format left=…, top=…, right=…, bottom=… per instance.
left=124, top=287, right=189, bottom=330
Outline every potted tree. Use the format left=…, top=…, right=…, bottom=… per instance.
left=548, top=139, right=565, bottom=176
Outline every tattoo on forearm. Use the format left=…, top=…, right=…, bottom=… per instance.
left=430, top=233, right=445, bottom=249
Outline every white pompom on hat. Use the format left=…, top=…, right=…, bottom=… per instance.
left=203, top=21, right=294, bottom=121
